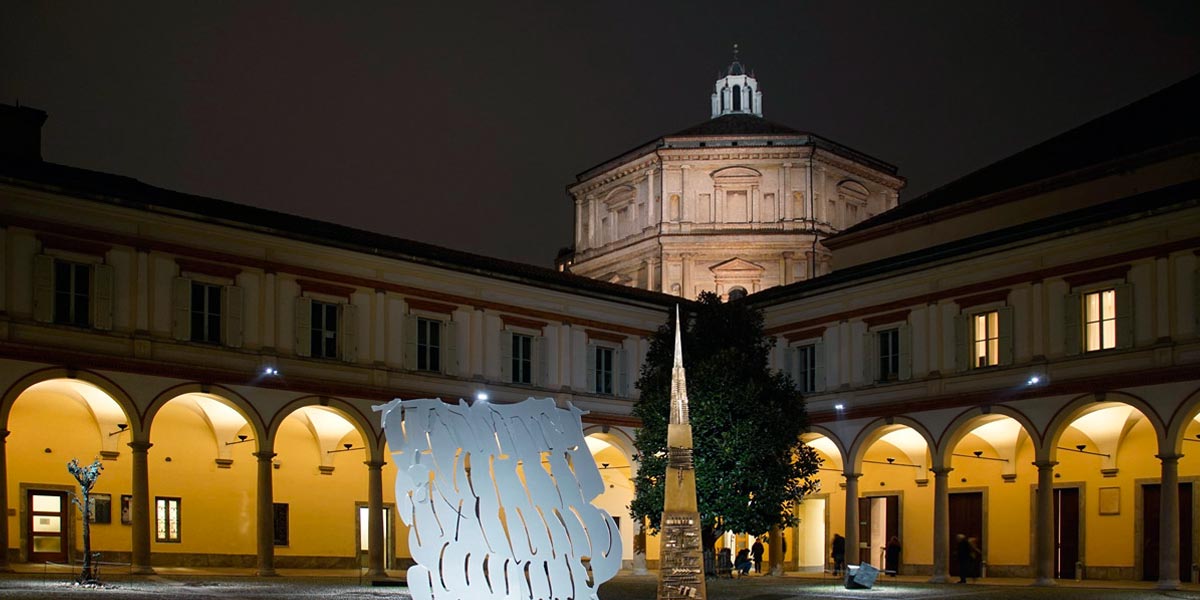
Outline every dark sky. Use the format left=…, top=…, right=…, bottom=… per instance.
left=3, top=2, right=1198, bottom=267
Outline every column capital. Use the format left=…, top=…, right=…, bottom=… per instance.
left=128, top=440, right=153, bottom=452
left=930, top=466, right=953, bottom=476
left=364, top=460, right=386, bottom=470
left=1033, top=460, right=1059, bottom=470
left=841, top=472, right=863, bottom=481
left=1156, top=453, right=1184, bottom=463
left=254, top=451, right=278, bottom=461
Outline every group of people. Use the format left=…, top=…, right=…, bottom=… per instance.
left=955, top=534, right=983, bottom=583
left=830, top=533, right=903, bottom=577
left=733, top=536, right=766, bottom=576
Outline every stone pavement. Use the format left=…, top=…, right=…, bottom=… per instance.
left=2, top=567, right=1200, bottom=599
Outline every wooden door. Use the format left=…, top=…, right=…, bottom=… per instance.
left=1143, top=482, right=1193, bottom=582
left=948, top=492, right=983, bottom=578
left=28, top=490, right=69, bottom=563
left=857, top=497, right=871, bottom=564
left=1053, top=487, right=1079, bottom=579
left=858, top=496, right=900, bottom=567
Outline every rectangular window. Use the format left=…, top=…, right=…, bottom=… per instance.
left=53, top=261, right=90, bottom=327
left=417, top=317, right=442, bottom=372
left=190, top=282, right=222, bottom=344
left=273, top=503, right=289, bottom=546
left=1085, top=289, right=1117, bottom=351
left=593, top=346, right=614, bottom=395
left=796, top=344, right=817, bottom=393
left=877, top=328, right=900, bottom=381
left=310, top=301, right=339, bottom=359
left=155, top=497, right=181, bottom=543
left=511, top=333, right=533, bottom=384
left=972, top=311, right=1000, bottom=368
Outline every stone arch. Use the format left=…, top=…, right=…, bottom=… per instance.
left=582, top=424, right=637, bottom=469
left=935, top=405, right=1042, bottom=468
left=268, top=396, right=380, bottom=463
left=836, top=179, right=870, bottom=201
left=711, top=166, right=762, bottom=180
left=847, top=416, right=938, bottom=472
left=1, top=367, right=140, bottom=432
left=144, top=383, right=268, bottom=448
left=1161, top=384, right=1200, bottom=455
left=802, top=424, right=848, bottom=471
left=1042, top=391, right=1166, bottom=463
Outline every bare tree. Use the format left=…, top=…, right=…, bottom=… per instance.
left=67, top=458, right=104, bottom=585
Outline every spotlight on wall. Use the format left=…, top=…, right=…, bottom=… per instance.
left=262, top=367, right=279, bottom=376
left=834, top=404, right=845, bottom=411
left=109, top=423, right=129, bottom=437
left=476, top=392, right=489, bottom=402
left=225, top=434, right=254, bottom=446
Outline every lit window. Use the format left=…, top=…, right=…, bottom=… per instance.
left=796, top=344, right=817, bottom=393
left=190, top=282, right=222, bottom=344
left=310, top=301, right=339, bottom=359
left=155, top=497, right=181, bottom=543
left=417, top=317, right=442, bottom=372
left=973, top=311, right=1000, bottom=368
left=593, top=346, right=614, bottom=395
left=1084, top=289, right=1117, bottom=351
left=511, top=333, right=533, bottom=384
left=53, top=261, right=90, bottom=327
left=877, top=328, right=900, bottom=382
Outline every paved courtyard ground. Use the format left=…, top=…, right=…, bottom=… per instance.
left=3, top=569, right=1200, bottom=599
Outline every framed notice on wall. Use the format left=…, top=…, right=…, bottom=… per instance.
left=1099, top=486, right=1120, bottom=515
left=120, top=494, right=133, bottom=525
left=90, top=494, right=112, bottom=524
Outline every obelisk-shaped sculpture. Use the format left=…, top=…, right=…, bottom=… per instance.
left=657, top=307, right=706, bottom=600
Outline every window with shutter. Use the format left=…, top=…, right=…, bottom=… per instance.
left=1083, top=288, right=1118, bottom=351
left=591, top=345, right=615, bottom=395
left=796, top=344, right=817, bottom=393
left=416, top=317, right=442, bottom=372
left=53, top=260, right=91, bottom=327
left=190, top=282, right=222, bottom=344
left=511, top=333, right=534, bottom=384
left=310, top=300, right=339, bottom=359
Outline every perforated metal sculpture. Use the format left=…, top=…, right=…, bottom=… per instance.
left=376, top=397, right=622, bottom=600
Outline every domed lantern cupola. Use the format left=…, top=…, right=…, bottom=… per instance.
left=710, top=44, right=763, bottom=118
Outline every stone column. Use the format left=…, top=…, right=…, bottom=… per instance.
left=1157, top=453, right=1182, bottom=590
left=929, top=466, right=951, bottom=583
left=129, top=440, right=154, bottom=574
left=255, top=450, right=278, bottom=576
left=0, top=430, right=10, bottom=571
left=843, top=472, right=861, bottom=565
left=366, top=459, right=387, bottom=578
left=574, top=198, right=584, bottom=247
left=632, top=517, right=649, bottom=575
left=1033, top=460, right=1057, bottom=586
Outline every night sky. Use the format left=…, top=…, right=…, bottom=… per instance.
left=3, top=2, right=1198, bottom=267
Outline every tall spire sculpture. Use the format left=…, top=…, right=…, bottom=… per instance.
left=657, top=306, right=706, bottom=600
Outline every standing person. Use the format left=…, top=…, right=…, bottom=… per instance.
left=885, top=536, right=902, bottom=576
left=751, top=536, right=765, bottom=574
left=831, top=534, right=846, bottom=576
left=955, top=534, right=970, bottom=583
left=967, top=537, right=982, bottom=581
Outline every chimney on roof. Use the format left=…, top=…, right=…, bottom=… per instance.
left=0, top=103, right=48, bottom=161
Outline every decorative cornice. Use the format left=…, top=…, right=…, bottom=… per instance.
left=297, top=278, right=357, bottom=298
left=177, top=258, right=242, bottom=280
left=406, top=298, right=458, bottom=315
left=37, top=233, right=111, bottom=256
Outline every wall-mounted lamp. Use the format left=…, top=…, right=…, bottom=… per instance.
left=1185, top=434, right=1200, bottom=444
left=951, top=451, right=1009, bottom=462
left=109, top=423, right=129, bottom=437
left=225, top=434, right=254, bottom=446
left=864, top=458, right=921, bottom=467
left=1057, top=443, right=1110, bottom=458
left=834, top=404, right=845, bottom=411
left=327, top=443, right=365, bottom=454
left=475, top=392, right=489, bottom=402
left=262, top=367, right=280, bottom=376
left=272, top=459, right=281, bottom=470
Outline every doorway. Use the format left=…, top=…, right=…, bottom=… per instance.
left=28, top=490, right=69, bottom=563
left=857, top=495, right=899, bottom=568
left=1143, top=482, right=1193, bottom=582
left=1053, top=487, right=1080, bottom=579
left=948, top=492, right=983, bottom=578
left=357, top=504, right=394, bottom=569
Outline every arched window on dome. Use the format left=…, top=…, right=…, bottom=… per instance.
left=727, top=287, right=748, bottom=301
left=720, top=87, right=727, bottom=113
left=732, top=85, right=742, bottom=111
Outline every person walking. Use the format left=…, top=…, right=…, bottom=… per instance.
left=955, top=534, right=971, bottom=583
left=831, top=533, right=846, bottom=576
left=884, top=536, right=902, bottom=576
left=751, top=536, right=765, bottom=574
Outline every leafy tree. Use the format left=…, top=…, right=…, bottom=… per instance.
left=67, top=458, right=104, bottom=584
left=629, top=292, right=821, bottom=551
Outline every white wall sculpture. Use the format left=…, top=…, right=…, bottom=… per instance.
left=376, top=397, right=622, bottom=600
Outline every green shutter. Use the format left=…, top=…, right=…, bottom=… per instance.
left=862, top=332, right=876, bottom=384
left=340, top=303, right=358, bottom=363
left=500, top=330, right=513, bottom=382
left=997, top=307, right=1014, bottom=365
left=812, top=340, right=826, bottom=393
left=443, top=320, right=458, bottom=376
left=91, top=263, right=114, bottom=331
left=1114, top=283, right=1134, bottom=349
left=954, top=313, right=969, bottom=372
left=1063, top=292, right=1081, bottom=356
left=586, top=345, right=597, bottom=392
left=783, top=346, right=796, bottom=381
left=294, top=297, right=312, bottom=357
left=172, top=278, right=192, bottom=340
left=33, top=254, right=54, bottom=323
left=222, top=285, right=244, bottom=348
left=616, top=347, right=629, bottom=397
left=898, top=323, right=913, bottom=381
left=403, top=314, right=418, bottom=370
left=535, top=335, right=548, bottom=386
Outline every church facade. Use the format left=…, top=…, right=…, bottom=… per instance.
left=561, top=55, right=904, bottom=300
